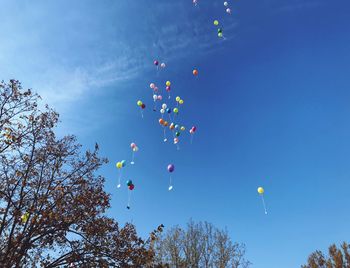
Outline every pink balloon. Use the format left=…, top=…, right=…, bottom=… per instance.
left=154, top=86, right=158, bottom=92
left=157, top=95, right=163, bottom=100
left=150, top=83, right=155, bottom=89
left=130, top=143, right=136, bottom=148
left=166, top=86, right=171, bottom=92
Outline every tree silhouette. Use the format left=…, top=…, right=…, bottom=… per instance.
left=154, top=219, right=250, bottom=268
left=0, top=80, right=162, bottom=267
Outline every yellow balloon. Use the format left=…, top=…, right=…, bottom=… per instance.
left=179, top=99, right=184, bottom=105
left=180, top=126, right=185, bottom=131
left=214, top=20, right=219, bottom=26
left=137, top=100, right=142, bottom=106
left=116, top=162, right=122, bottom=169
left=166, top=81, right=171, bottom=87
left=176, top=96, right=180, bottom=102
left=257, top=187, right=264, bottom=194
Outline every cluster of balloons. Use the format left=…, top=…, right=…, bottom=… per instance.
left=154, top=60, right=166, bottom=69
left=224, top=1, right=231, bottom=14
left=115, top=143, right=139, bottom=209
left=213, top=20, right=224, bottom=39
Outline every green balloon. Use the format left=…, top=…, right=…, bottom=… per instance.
left=218, top=28, right=223, bottom=33
left=218, top=32, right=223, bottom=38
left=126, top=180, right=133, bottom=186
left=175, top=131, right=180, bottom=137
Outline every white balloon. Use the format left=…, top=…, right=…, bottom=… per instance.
left=153, top=94, right=157, bottom=101
left=160, top=109, right=165, bottom=114
left=160, top=63, right=166, bottom=68
left=224, top=1, right=228, bottom=6
left=226, top=8, right=231, bottom=14
left=162, top=103, right=167, bottom=109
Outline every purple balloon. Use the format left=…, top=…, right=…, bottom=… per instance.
left=167, top=164, right=175, bottom=173
left=154, top=60, right=159, bottom=66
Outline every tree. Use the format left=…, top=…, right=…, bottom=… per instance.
left=154, top=219, right=250, bottom=268
left=301, top=242, right=350, bottom=268
left=0, top=80, right=162, bottom=267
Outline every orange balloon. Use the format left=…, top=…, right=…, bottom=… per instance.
left=193, top=69, right=198, bottom=76
left=164, top=121, right=169, bottom=127
left=159, top=119, right=164, bottom=125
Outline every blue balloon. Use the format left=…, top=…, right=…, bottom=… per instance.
left=175, top=124, right=179, bottom=129
left=126, top=180, right=133, bottom=186
left=121, top=160, right=126, bottom=167
left=166, top=108, right=171, bottom=113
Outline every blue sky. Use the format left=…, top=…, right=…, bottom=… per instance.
left=1, top=0, right=350, bottom=267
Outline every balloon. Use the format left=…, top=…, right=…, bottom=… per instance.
left=141, top=103, right=146, bottom=109
left=176, top=96, right=180, bottom=102
left=174, top=137, right=179, bottom=144
left=218, top=28, right=223, bottom=33
left=126, top=180, right=133, bottom=186
left=180, top=126, right=185, bottom=131
left=150, top=83, right=155, bottom=89
left=164, top=121, right=169, bottom=127
left=162, top=103, right=167, bottom=109
left=193, top=69, right=198, bottom=76
left=130, top=143, right=136, bottom=148
left=175, top=131, right=180, bottom=137
left=159, top=118, right=165, bottom=125
left=190, top=129, right=194, bottom=134
left=167, top=164, right=175, bottom=173
left=154, top=60, right=159, bottom=66
left=173, top=108, right=179, bottom=114
left=175, top=124, right=180, bottom=129
left=214, top=20, right=219, bottom=26
left=121, top=160, right=126, bottom=167
left=179, top=99, right=184, bottom=105
left=193, top=0, right=198, bottom=5
left=160, top=108, right=165, bottom=114
left=166, top=81, right=171, bottom=87
left=161, top=62, right=166, bottom=68
left=154, top=86, right=158, bottom=92
left=133, top=146, right=139, bottom=152
left=157, top=95, right=163, bottom=100
left=129, top=184, right=135, bottom=190
left=169, top=123, right=175, bottom=130
left=258, top=187, right=264, bottom=194
left=166, top=108, right=171, bottom=114
left=226, top=8, right=231, bottom=14
left=218, top=32, right=223, bottom=38
left=191, top=126, right=197, bottom=132
left=153, top=94, right=158, bottom=101
left=137, top=100, right=143, bottom=106
left=224, top=1, right=228, bottom=6
left=116, top=162, right=122, bottom=169
left=166, top=86, right=171, bottom=92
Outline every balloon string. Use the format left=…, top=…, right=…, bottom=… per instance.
left=128, top=190, right=132, bottom=207
left=140, top=110, right=144, bottom=118
left=190, top=134, right=194, bottom=144
left=131, top=151, right=135, bottom=165
left=261, top=195, right=268, bottom=215
left=163, top=127, right=167, bottom=142
left=117, top=170, right=121, bottom=188
left=168, top=176, right=173, bottom=191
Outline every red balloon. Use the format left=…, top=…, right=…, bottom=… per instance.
left=141, top=103, right=146, bottom=109
left=191, top=126, right=197, bottom=132
left=129, top=184, right=135, bottom=190
left=159, top=118, right=165, bottom=125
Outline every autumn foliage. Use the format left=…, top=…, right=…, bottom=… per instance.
left=302, top=242, right=350, bottom=268
left=0, top=80, right=161, bottom=267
